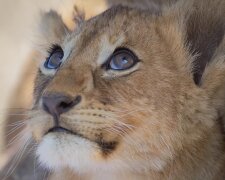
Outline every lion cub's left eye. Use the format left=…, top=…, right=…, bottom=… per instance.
left=44, top=45, right=64, bottom=69
left=107, top=48, right=139, bottom=70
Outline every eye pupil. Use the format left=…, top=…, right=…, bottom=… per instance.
left=44, top=46, right=64, bottom=69
left=122, top=57, right=128, bottom=64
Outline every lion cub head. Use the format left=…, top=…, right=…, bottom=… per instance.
left=28, top=0, right=225, bottom=178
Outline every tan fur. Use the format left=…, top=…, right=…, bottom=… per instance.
left=10, top=0, right=225, bottom=179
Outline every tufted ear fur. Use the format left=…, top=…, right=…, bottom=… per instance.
left=184, top=0, right=225, bottom=85
left=173, top=0, right=225, bottom=86
left=73, top=5, right=85, bottom=28
left=39, top=10, right=69, bottom=44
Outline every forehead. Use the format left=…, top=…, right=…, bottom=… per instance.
left=61, top=6, right=154, bottom=65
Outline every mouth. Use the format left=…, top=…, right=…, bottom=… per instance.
left=47, top=126, right=75, bottom=135
left=46, top=126, right=118, bottom=155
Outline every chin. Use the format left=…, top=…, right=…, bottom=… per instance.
left=36, top=133, right=100, bottom=173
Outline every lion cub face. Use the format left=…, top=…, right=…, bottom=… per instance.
left=28, top=5, right=215, bottom=175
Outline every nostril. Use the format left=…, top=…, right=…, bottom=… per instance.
left=56, top=95, right=82, bottom=114
left=57, top=101, right=74, bottom=113
left=58, top=95, right=81, bottom=109
left=59, top=101, right=73, bottom=109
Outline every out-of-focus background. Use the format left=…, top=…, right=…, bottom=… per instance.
left=0, top=0, right=106, bottom=173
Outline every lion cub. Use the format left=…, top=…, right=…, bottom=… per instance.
left=27, top=0, right=225, bottom=179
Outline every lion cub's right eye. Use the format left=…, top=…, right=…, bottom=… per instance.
left=44, top=45, right=64, bottom=69
left=106, top=48, right=139, bottom=71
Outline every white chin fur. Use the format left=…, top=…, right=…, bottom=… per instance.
left=36, top=133, right=98, bottom=173
left=36, top=133, right=167, bottom=176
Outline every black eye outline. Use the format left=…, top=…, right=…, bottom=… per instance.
left=104, top=48, right=139, bottom=71
left=44, top=44, right=64, bottom=70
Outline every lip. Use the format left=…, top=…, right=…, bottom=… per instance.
left=47, top=126, right=74, bottom=135
left=46, top=126, right=118, bottom=155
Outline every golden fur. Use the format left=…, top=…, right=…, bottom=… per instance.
left=6, top=0, right=225, bottom=179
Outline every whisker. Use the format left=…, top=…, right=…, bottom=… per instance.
left=115, top=108, right=147, bottom=117
left=1, top=120, right=26, bottom=128
left=3, top=111, right=40, bottom=116
left=101, top=115, right=136, bottom=130
left=0, top=108, right=33, bottom=112
left=6, top=121, right=26, bottom=128
left=0, top=113, right=28, bottom=116
left=5, top=123, right=25, bottom=138
left=5, top=128, right=30, bottom=150
left=1, top=135, right=32, bottom=180
left=104, top=127, right=140, bottom=162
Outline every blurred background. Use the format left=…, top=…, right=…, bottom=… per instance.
left=0, top=0, right=106, bottom=177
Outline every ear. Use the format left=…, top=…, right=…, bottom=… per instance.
left=168, top=0, right=225, bottom=119
left=201, top=36, right=225, bottom=112
left=73, top=5, right=85, bottom=28
left=184, top=0, right=225, bottom=85
left=162, top=0, right=225, bottom=85
left=39, top=10, right=70, bottom=44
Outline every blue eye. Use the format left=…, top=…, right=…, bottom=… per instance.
left=44, top=45, right=64, bottom=69
left=107, top=48, right=138, bottom=70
